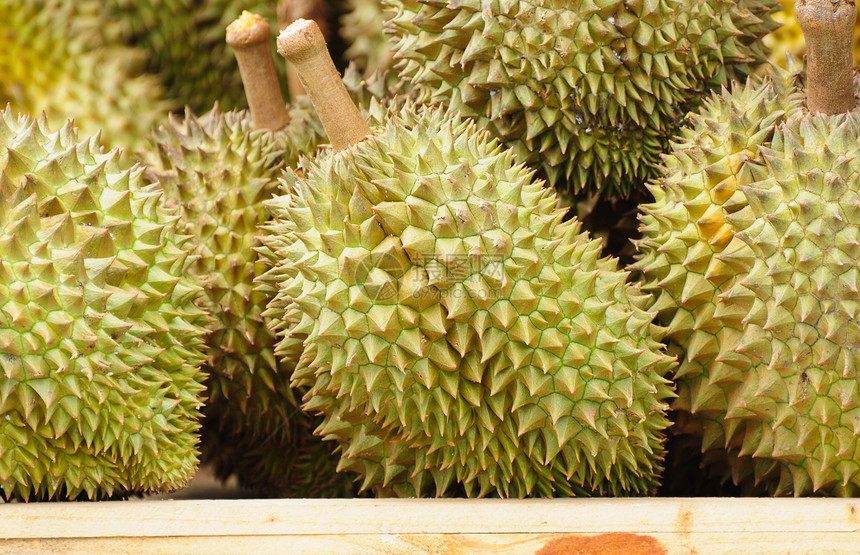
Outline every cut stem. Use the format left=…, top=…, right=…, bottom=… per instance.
left=796, top=0, right=857, bottom=115
left=277, top=19, right=371, bottom=151
left=277, top=0, right=331, bottom=99
left=226, top=11, right=290, bottom=130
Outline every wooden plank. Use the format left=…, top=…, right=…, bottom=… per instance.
left=1, top=532, right=859, bottom=555
left=1, top=498, right=859, bottom=538
left=1, top=498, right=858, bottom=554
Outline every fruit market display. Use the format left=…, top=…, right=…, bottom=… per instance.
left=2, top=0, right=860, bottom=500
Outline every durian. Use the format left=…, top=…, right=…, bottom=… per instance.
left=265, top=20, right=675, bottom=497
left=384, top=0, right=779, bottom=197
left=0, top=0, right=172, bottom=151
left=101, top=0, right=281, bottom=112
left=142, top=101, right=323, bottom=441
left=138, top=12, right=335, bottom=496
left=340, top=0, right=395, bottom=77
left=0, top=110, right=209, bottom=501
left=634, top=1, right=860, bottom=496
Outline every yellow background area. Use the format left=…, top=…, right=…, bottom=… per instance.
left=766, top=0, right=860, bottom=67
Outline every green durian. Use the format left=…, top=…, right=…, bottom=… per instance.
left=634, top=54, right=860, bottom=495
left=340, top=0, right=395, bottom=77
left=139, top=96, right=337, bottom=494
left=384, top=0, right=778, bottom=197
left=261, top=92, right=676, bottom=496
left=135, top=9, right=348, bottom=497
left=0, top=110, right=210, bottom=501
left=101, top=0, right=281, bottom=112
left=342, top=63, right=422, bottom=117
left=142, top=101, right=324, bottom=431
left=0, top=0, right=172, bottom=151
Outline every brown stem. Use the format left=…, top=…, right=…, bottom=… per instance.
left=796, top=0, right=857, bottom=115
left=277, top=19, right=371, bottom=151
left=277, top=0, right=331, bottom=99
left=226, top=11, right=290, bottom=130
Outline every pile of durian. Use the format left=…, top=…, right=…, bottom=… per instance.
left=2, top=0, right=859, bottom=501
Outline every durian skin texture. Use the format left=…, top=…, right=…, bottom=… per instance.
left=0, top=0, right=173, bottom=152
left=635, top=61, right=860, bottom=496
left=385, top=0, right=778, bottom=197
left=102, top=0, right=281, bottom=112
left=0, top=111, right=209, bottom=501
left=261, top=103, right=675, bottom=497
left=140, top=101, right=333, bottom=493
left=341, top=0, right=396, bottom=78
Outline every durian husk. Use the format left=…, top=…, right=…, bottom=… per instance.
left=0, top=0, right=172, bottom=151
left=101, top=0, right=282, bottom=112
left=201, top=406, right=358, bottom=497
left=0, top=109, right=210, bottom=501
left=340, top=0, right=395, bottom=77
left=635, top=59, right=860, bottom=496
left=139, top=99, right=346, bottom=496
left=261, top=102, right=676, bottom=498
left=385, top=0, right=779, bottom=198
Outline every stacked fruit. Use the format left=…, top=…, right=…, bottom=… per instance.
left=2, top=0, right=859, bottom=500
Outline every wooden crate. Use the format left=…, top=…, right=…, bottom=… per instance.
left=1, top=497, right=859, bottom=554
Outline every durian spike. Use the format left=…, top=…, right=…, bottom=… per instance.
left=796, top=0, right=857, bottom=114
left=226, top=11, right=290, bottom=131
left=278, top=0, right=331, bottom=99
left=277, top=19, right=371, bottom=151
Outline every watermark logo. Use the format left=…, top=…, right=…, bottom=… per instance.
left=411, top=253, right=505, bottom=284
left=346, top=252, right=506, bottom=302
left=346, top=250, right=408, bottom=301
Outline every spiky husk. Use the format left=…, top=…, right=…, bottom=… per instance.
left=763, top=0, right=860, bottom=68
left=341, top=0, right=396, bottom=77
left=261, top=103, right=675, bottom=497
left=635, top=60, right=860, bottom=496
left=385, top=0, right=778, bottom=197
left=343, top=63, right=421, bottom=113
left=361, top=7, right=641, bottom=255
left=139, top=100, right=336, bottom=495
left=0, top=110, right=209, bottom=501
left=102, top=0, right=281, bottom=112
left=0, top=0, right=172, bottom=152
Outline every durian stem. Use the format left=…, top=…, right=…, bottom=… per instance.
left=277, top=0, right=330, bottom=100
left=796, top=0, right=857, bottom=115
left=277, top=19, right=371, bottom=151
left=226, top=11, right=290, bottom=131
